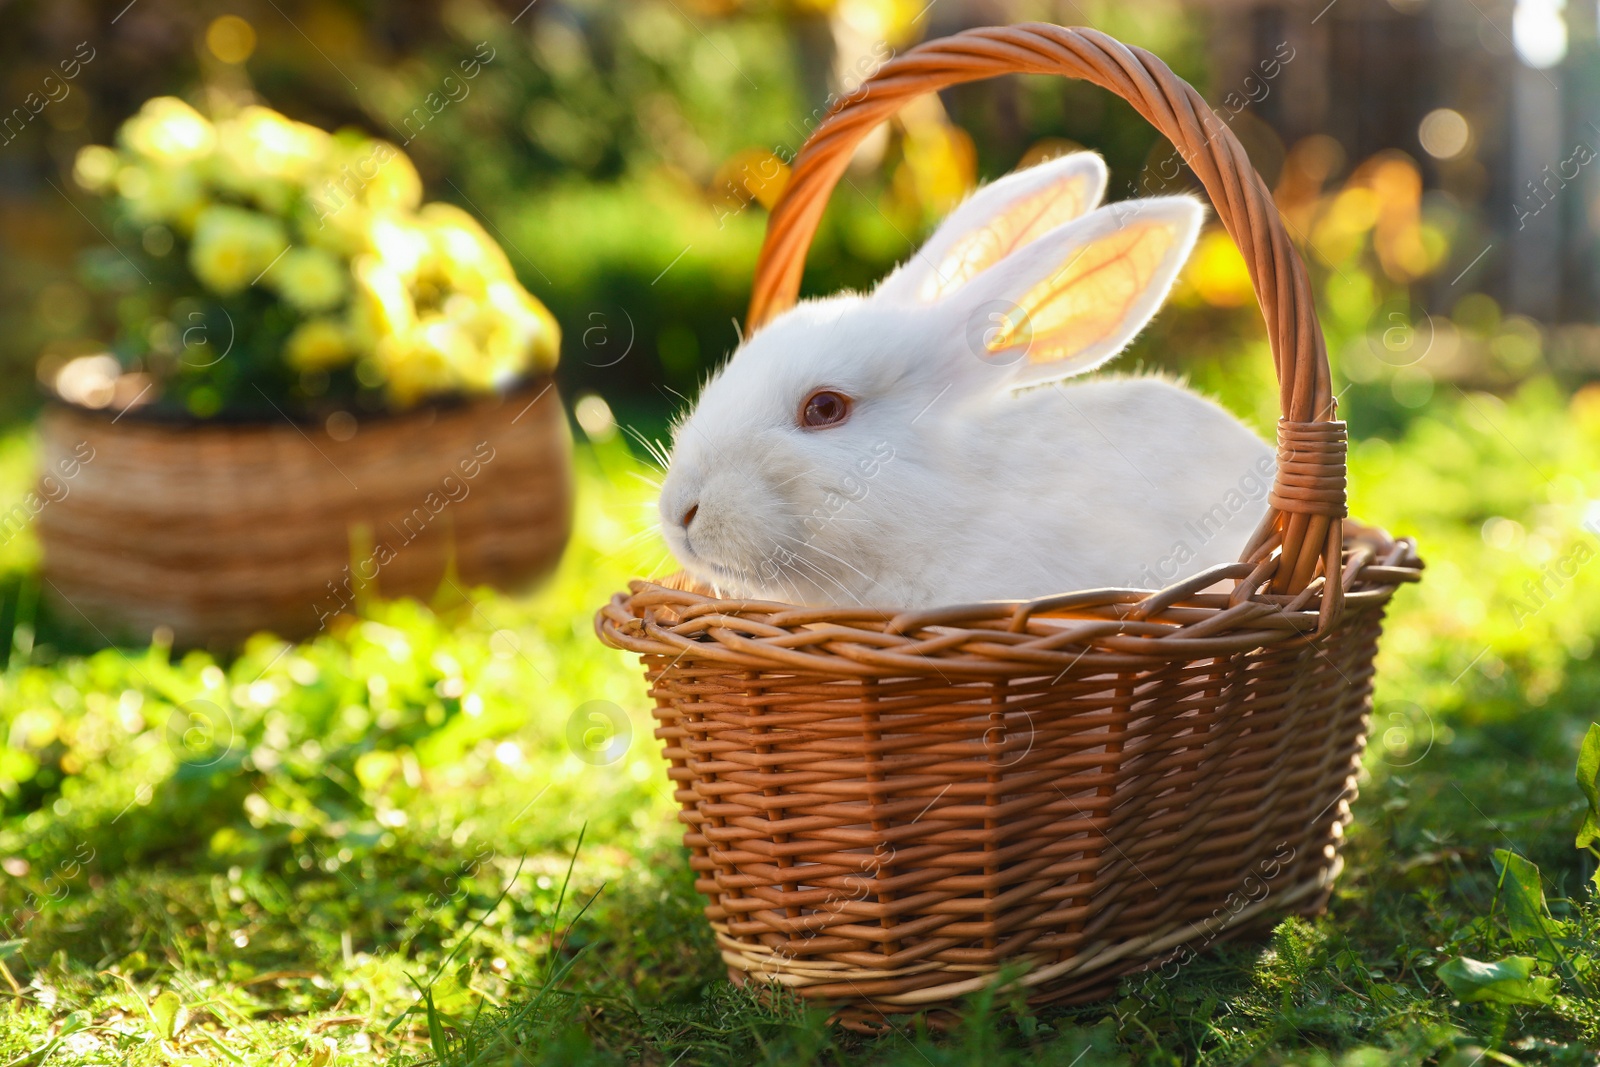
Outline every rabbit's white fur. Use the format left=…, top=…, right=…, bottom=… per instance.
left=658, top=152, right=1274, bottom=608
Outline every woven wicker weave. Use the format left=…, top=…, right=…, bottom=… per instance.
left=37, top=379, right=571, bottom=647
left=596, top=23, right=1422, bottom=1026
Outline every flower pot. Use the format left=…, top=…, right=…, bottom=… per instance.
left=36, top=379, right=572, bottom=646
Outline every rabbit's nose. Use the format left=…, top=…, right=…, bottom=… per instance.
left=680, top=503, right=699, bottom=529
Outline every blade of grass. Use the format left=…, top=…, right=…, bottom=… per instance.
left=386, top=853, right=528, bottom=1037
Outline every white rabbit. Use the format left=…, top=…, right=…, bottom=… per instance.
left=657, top=152, right=1275, bottom=609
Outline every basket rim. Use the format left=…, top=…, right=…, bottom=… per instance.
left=40, top=371, right=557, bottom=432
left=596, top=521, right=1421, bottom=676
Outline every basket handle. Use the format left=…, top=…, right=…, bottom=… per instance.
left=747, top=23, right=1348, bottom=621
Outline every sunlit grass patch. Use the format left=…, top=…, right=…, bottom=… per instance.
left=0, top=382, right=1597, bottom=1064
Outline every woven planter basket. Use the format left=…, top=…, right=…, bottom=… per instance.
left=597, top=23, right=1423, bottom=1027
left=37, top=379, right=572, bottom=647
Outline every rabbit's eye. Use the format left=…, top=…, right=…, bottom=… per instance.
left=800, top=389, right=851, bottom=429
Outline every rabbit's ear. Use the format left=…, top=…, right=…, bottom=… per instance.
left=875, top=153, right=1107, bottom=305
left=947, top=197, right=1204, bottom=390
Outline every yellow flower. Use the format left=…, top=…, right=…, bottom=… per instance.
left=89, top=97, right=568, bottom=402
left=419, top=316, right=476, bottom=367
left=357, top=142, right=422, bottom=213
left=366, top=214, right=431, bottom=280
left=419, top=203, right=514, bottom=292
left=300, top=198, right=371, bottom=259
left=115, top=165, right=150, bottom=201
left=234, top=106, right=329, bottom=179
left=123, top=164, right=208, bottom=231
left=119, top=97, right=216, bottom=165
left=212, top=105, right=330, bottom=211
left=375, top=321, right=464, bottom=407
left=267, top=246, right=347, bottom=312
left=285, top=318, right=355, bottom=372
left=484, top=280, right=561, bottom=375
left=350, top=256, right=416, bottom=340
left=189, top=205, right=288, bottom=295
left=472, top=325, right=534, bottom=390
left=73, top=145, right=121, bottom=194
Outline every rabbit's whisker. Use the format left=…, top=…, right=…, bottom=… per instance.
left=764, top=568, right=801, bottom=605
left=777, top=533, right=876, bottom=588
left=618, top=524, right=662, bottom=548
left=779, top=543, right=865, bottom=605
left=646, top=548, right=677, bottom=579
left=797, top=560, right=865, bottom=607
left=768, top=467, right=818, bottom=491
left=622, top=424, right=672, bottom=469
left=597, top=529, right=668, bottom=568
left=751, top=551, right=802, bottom=603
left=785, top=546, right=873, bottom=605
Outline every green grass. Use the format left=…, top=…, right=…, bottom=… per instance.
left=1, top=380, right=1599, bottom=1065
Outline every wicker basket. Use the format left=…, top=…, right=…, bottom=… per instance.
left=597, top=23, right=1422, bottom=1027
left=37, top=379, right=572, bottom=647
